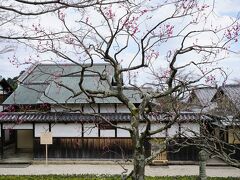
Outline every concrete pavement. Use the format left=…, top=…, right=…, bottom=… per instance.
left=0, top=164, right=239, bottom=177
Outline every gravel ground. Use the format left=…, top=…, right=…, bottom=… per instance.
left=0, top=164, right=239, bottom=177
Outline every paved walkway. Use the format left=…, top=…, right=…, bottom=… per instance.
left=0, top=164, right=239, bottom=177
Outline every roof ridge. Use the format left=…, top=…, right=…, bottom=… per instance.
left=221, top=84, right=240, bottom=88
left=194, top=86, right=217, bottom=90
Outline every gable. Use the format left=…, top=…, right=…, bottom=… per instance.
left=212, top=85, right=240, bottom=113
left=221, top=85, right=240, bottom=111
left=188, top=87, right=217, bottom=111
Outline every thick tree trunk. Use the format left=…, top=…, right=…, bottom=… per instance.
left=130, top=115, right=146, bottom=180
left=132, top=146, right=145, bottom=180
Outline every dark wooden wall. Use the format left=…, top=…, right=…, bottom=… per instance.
left=224, top=144, right=240, bottom=160
left=166, top=139, right=240, bottom=161
left=34, top=137, right=133, bottom=159
left=0, top=138, right=2, bottom=158
left=167, top=139, right=199, bottom=161
left=0, top=94, right=4, bottom=103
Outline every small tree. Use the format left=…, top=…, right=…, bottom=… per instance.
left=0, top=0, right=240, bottom=179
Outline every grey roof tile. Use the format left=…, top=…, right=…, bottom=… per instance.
left=3, top=84, right=48, bottom=104
left=193, top=87, right=217, bottom=107
left=38, top=76, right=144, bottom=104
left=0, top=111, right=211, bottom=123
left=5, top=63, right=152, bottom=105
left=19, top=63, right=114, bottom=84
left=220, top=84, right=240, bottom=111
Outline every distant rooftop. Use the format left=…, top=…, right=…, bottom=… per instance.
left=191, top=87, right=217, bottom=107
left=218, top=84, right=240, bottom=111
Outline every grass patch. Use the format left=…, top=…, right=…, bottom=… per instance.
left=0, top=175, right=238, bottom=180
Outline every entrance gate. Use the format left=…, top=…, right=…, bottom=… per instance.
left=1, top=128, right=33, bottom=162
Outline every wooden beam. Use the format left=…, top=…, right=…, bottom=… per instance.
left=1, top=123, right=4, bottom=159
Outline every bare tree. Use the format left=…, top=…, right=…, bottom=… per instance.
left=0, top=0, right=127, bottom=15
left=0, top=0, right=240, bottom=179
left=0, top=8, right=18, bottom=55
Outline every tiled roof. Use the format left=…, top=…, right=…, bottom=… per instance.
left=17, top=63, right=38, bottom=83
left=18, top=63, right=114, bottom=84
left=3, top=84, right=48, bottom=104
left=4, top=63, right=149, bottom=105
left=0, top=112, right=130, bottom=123
left=0, top=112, right=211, bottom=123
left=220, top=84, right=240, bottom=111
left=3, top=81, right=146, bottom=104
left=149, top=111, right=211, bottom=122
left=192, top=87, right=217, bottom=107
left=210, top=115, right=240, bottom=127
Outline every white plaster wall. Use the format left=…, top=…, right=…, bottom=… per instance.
left=51, top=103, right=129, bottom=113
left=139, top=123, right=147, bottom=134
left=51, top=123, right=82, bottom=137
left=51, top=106, right=68, bottom=112
left=117, top=123, right=131, bottom=137
left=181, top=123, right=200, bottom=137
left=117, top=104, right=130, bottom=113
left=100, top=104, right=116, bottom=113
left=83, top=104, right=98, bottom=113
left=83, top=123, right=98, bottom=137
left=116, top=123, right=147, bottom=137
left=51, top=104, right=82, bottom=112
left=167, top=123, right=179, bottom=137
left=35, top=123, right=50, bottom=137
left=100, top=129, right=115, bottom=137
left=151, top=123, right=166, bottom=137
left=3, top=123, right=33, bottom=130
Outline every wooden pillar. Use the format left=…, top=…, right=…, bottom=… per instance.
left=1, top=123, right=4, bottom=159
left=48, top=123, right=51, bottom=132
left=81, top=123, right=84, bottom=158
left=48, top=123, right=51, bottom=159
left=98, top=124, right=101, bottom=137
left=98, top=104, right=100, bottom=113
left=15, top=129, right=17, bottom=153
left=33, top=123, right=35, bottom=159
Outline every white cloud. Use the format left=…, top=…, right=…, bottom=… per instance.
left=215, top=0, right=240, bottom=16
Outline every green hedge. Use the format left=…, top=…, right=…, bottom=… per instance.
left=0, top=175, right=238, bottom=180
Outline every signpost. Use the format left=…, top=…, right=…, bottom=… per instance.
left=40, top=132, right=52, bottom=165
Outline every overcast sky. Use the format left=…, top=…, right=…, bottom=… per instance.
left=0, top=0, right=239, bottom=85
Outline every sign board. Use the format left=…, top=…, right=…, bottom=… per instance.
left=40, top=132, right=53, bottom=145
